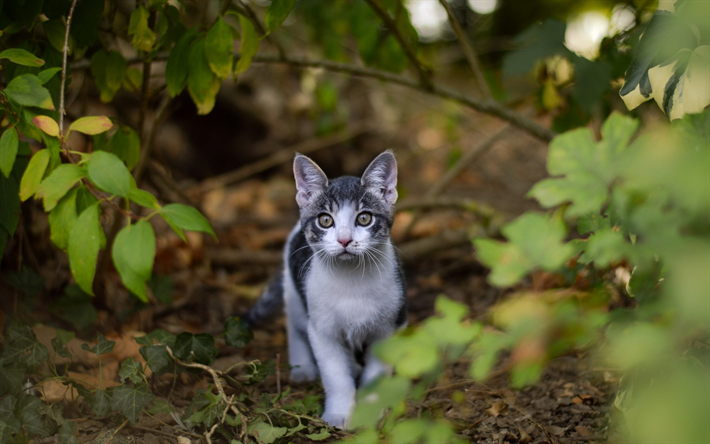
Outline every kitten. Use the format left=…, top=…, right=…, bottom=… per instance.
left=244, top=151, right=407, bottom=428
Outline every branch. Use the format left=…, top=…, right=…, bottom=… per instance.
left=188, top=123, right=371, bottom=195
left=363, top=0, right=433, bottom=90
left=59, top=0, right=79, bottom=137
left=72, top=53, right=555, bottom=142
left=437, top=0, right=492, bottom=99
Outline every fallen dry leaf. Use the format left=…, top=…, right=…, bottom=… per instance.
left=545, top=425, right=567, bottom=436
left=575, top=425, right=592, bottom=436
left=33, top=324, right=99, bottom=366
left=37, top=379, right=78, bottom=403
left=177, top=437, right=191, bottom=444
left=572, top=396, right=584, bottom=404
left=485, top=400, right=506, bottom=418
left=518, top=425, right=532, bottom=444
left=66, top=371, right=120, bottom=391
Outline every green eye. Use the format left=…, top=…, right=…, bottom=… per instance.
left=357, top=212, right=372, bottom=226
left=318, top=214, right=334, bottom=228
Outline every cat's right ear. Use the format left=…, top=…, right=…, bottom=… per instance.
left=294, top=154, right=328, bottom=207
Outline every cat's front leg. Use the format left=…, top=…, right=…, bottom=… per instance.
left=286, top=310, right=318, bottom=382
left=359, top=351, right=390, bottom=387
left=307, top=324, right=356, bottom=428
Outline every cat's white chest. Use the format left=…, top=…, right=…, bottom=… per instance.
left=305, top=263, right=400, bottom=343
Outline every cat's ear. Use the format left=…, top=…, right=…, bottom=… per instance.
left=362, top=150, right=398, bottom=205
left=294, top=154, right=328, bottom=207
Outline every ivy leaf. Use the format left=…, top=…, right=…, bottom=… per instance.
left=173, top=332, right=217, bottom=365
left=305, top=429, right=332, bottom=441
left=0, top=48, right=45, bottom=67
left=81, top=332, right=116, bottom=356
left=3, top=74, right=55, bottom=110
left=129, top=6, right=156, bottom=52
left=111, top=382, right=154, bottom=424
left=205, top=17, right=234, bottom=79
left=119, top=358, right=145, bottom=384
left=139, top=345, right=172, bottom=375
left=0, top=363, right=26, bottom=396
left=187, top=39, right=220, bottom=115
left=112, top=220, right=156, bottom=302
left=160, top=203, right=216, bottom=239
left=224, top=317, right=254, bottom=348
left=32, top=115, right=60, bottom=137
left=50, top=328, right=76, bottom=359
left=68, top=203, right=101, bottom=295
left=37, top=164, right=85, bottom=211
left=4, top=326, right=49, bottom=371
left=0, top=127, right=19, bottom=178
left=265, top=0, right=295, bottom=33
left=165, top=29, right=197, bottom=97
left=69, top=116, right=113, bottom=136
left=134, top=329, right=176, bottom=347
left=86, top=389, right=112, bottom=416
left=58, top=418, right=78, bottom=444
left=48, top=188, right=78, bottom=250
left=19, top=149, right=50, bottom=201
left=87, top=151, right=131, bottom=198
left=17, top=394, right=51, bottom=437
left=236, top=14, right=259, bottom=74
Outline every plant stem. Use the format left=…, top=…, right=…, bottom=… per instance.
left=59, top=0, right=80, bottom=138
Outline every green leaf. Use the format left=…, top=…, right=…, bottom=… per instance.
left=160, top=203, right=216, bottom=239
left=139, top=345, right=172, bottom=374
left=91, top=51, right=127, bottom=103
left=4, top=326, right=50, bottom=371
left=32, top=115, right=60, bottom=137
left=173, top=332, right=218, bottom=365
left=87, top=151, right=131, bottom=197
left=18, top=394, right=51, bottom=437
left=42, top=19, right=73, bottom=54
left=236, top=15, right=259, bottom=74
left=58, top=418, right=78, bottom=444
left=350, top=375, right=410, bottom=429
left=577, top=213, right=610, bottom=235
left=265, top=0, right=295, bottom=33
left=648, top=46, right=710, bottom=120
left=81, top=333, right=116, bottom=357
left=37, top=164, right=85, bottom=211
left=86, top=389, right=112, bottom=416
left=128, top=6, right=156, bottom=53
left=0, top=365, right=24, bottom=397
left=528, top=113, right=639, bottom=217
left=3, top=74, right=55, bottom=110
left=146, top=399, right=175, bottom=415
left=134, top=329, right=176, bottom=348
left=68, top=203, right=101, bottom=295
left=37, top=67, right=62, bottom=85
left=0, top=128, right=19, bottom=178
left=165, top=29, right=197, bottom=97
left=375, top=329, right=438, bottom=377
left=112, top=382, right=154, bottom=424
left=390, top=419, right=428, bottom=444
left=48, top=188, right=78, bottom=250
left=106, top=126, right=141, bottom=170
left=205, top=18, right=234, bottom=79
left=51, top=328, right=75, bottom=359
left=0, top=48, right=45, bottom=67
left=305, top=429, right=331, bottom=441
left=147, top=275, right=173, bottom=304
left=160, top=213, right=187, bottom=242
left=187, top=39, right=220, bottom=115
left=119, top=358, right=145, bottom=384
left=572, top=57, right=612, bottom=114
left=249, top=421, right=287, bottom=444
left=19, top=149, right=50, bottom=201
left=224, top=317, right=253, bottom=348
left=69, top=116, right=113, bottom=135
left=502, top=19, right=570, bottom=78
left=585, top=229, right=628, bottom=267
left=112, top=220, right=156, bottom=302
left=129, top=187, right=160, bottom=209
left=475, top=213, right=573, bottom=287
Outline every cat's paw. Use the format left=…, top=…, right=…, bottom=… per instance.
left=289, top=365, right=318, bottom=383
left=321, top=411, right=349, bottom=429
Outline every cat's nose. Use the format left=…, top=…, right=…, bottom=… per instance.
left=338, top=228, right=352, bottom=247
left=338, top=238, right=351, bottom=247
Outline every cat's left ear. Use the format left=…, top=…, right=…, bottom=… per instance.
left=362, top=150, right=398, bottom=205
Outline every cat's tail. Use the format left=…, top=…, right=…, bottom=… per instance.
left=242, top=271, right=284, bottom=328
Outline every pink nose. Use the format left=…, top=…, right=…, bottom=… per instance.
left=338, top=238, right=351, bottom=247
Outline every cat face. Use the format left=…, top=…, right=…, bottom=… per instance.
left=293, top=151, right=398, bottom=262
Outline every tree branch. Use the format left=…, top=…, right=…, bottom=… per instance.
left=72, top=53, right=555, bottom=142
left=362, top=0, right=433, bottom=90
left=59, top=0, right=79, bottom=137
left=437, top=0, right=492, bottom=99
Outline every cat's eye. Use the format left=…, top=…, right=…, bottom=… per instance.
left=356, top=212, right=373, bottom=226
left=318, top=214, right=334, bottom=228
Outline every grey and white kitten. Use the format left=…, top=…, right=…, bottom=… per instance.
left=244, top=151, right=407, bottom=428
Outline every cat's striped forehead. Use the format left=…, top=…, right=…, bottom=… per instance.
left=300, top=176, right=390, bottom=217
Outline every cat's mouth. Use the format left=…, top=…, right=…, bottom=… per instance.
left=336, top=251, right=356, bottom=260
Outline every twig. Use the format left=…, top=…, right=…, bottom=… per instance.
left=134, top=92, right=173, bottom=185
left=188, top=124, right=371, bottom=195
left=129, top=425, right=192, bottom=440
left=134, top=11, right=158, bottom=186
left=104, top=419, right=129, bottom=444
left=363, top=0, right=433, bottom=90
left=276, top=353, right=281, bottom=396
left=59, top=0, right=80, bottom=137
left=72, top=54, right=555, bottom=142
left=233, top=0, right=286, bottom=58
left=437, top=0, right=492, bottom=99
